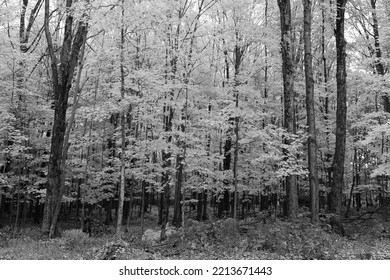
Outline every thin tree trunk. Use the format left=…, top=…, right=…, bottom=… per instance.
left=346, top=147, right=358, bottom=217
left=233, top=41, right=242, bottom=220
left=141, top=181, right=145, bottom=236
left=116, top=0, right=126, bottom=240
left=13, top=166, right=22, bottom=237
left=172, top=3, right=205, bottom=226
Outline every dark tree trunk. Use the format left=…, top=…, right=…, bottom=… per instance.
left=42, top=0, right=88, bottom=237
left=321, top=0, right=332, bottom=204
left=303, top=0, right=319, bottom=223
left=197, top=192, right=203, bottom=221
left=172, top=103, right=186, bottom=227
left=232, top=39, right=243, bottom=219
left=0, top=194, right=3, bottom=219
left=172, top=152, right=183, bottom=227
left=370, top=0, right=390, bottom=219
left=278, top=0, right=298, bottom=220
left=160, top=88, right=174, bottom=240
left=330, top=0, right=347, bottom=216
left=371, top=0, right=385, bottom=76
left=202, top=190, right=207, bottom=220
left=370, top=0, right=390, bottom=109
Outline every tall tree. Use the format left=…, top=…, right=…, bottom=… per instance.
left=303, top=0, right=319, bottom=223
left=369, top=0, right=390, bottom=219
left=278, top=0, right=298, bottom=220
left=116, top=0, right=126, bottom=240
left=42, top=0, right=88, bottom=237
left=330, top=0, right=347, bottom=215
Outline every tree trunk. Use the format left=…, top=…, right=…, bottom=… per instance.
left=264, top=0, right=269, bottom=100
left=172, top=151, right=183, bottom=227
left=160, top=28, right=176, bottom=241
left=278, top=0, right=298, bottom=220
left=370, top=0, right=390, bottom=218
left=321, top=0, right=332, bottom=202
left=42, top=0, right=88, bottom=237
left=303, top=0, right=319, bottom=223
left=115, top=0, right=126, bottom=241
left=370, top=0, right=390, bottom=108
left=330, top=0, right=347, bottom=216
left=233, top=48, right=241, bottom=220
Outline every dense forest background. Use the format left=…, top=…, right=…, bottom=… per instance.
left=1, top=0, right=390, bottom=257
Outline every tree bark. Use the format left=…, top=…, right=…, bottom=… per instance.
left=42, top=0, right=88, bottom=237
left=278, top=0, right=298, bottom=220
left=116, top=0, right=126, bottom=240
left=232, top=40, right=243, bottom=220
left=370, top=0, right=390, bottom=111
left=321, top=0, right=332, bottom=199
left=160, top=39, right=177, bottom=241
left=303, top=0, right=319, bottom=223
left=330, top=0, right=347, bottom=216
left=370, top=0, right=390, bottom=219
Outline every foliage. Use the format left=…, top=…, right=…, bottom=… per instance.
left=1, top=0, right=390, bottom=256
left=60, top=229, right=90, bottom=248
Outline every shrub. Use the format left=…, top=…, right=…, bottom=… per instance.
left=82, top=217, right=111, bottom=237
left=142, top=229, right=160, bottom=245
left=141, top=225, right=180, bottom=245
left=61, top=229, right=90, bottom=248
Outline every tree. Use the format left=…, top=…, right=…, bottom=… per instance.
left=115, top=0, right=126, bottom=241
left=42, top=0, right=88, bottom=237
left=278, top=0, right=298, bottom=220
left=303, top=0, right=319, bottom=223
left=330, top=0, right=347, bottom=216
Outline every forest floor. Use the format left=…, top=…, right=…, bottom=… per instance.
left=1, top=208, right=390, bottom=260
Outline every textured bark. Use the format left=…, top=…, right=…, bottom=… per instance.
left=232, top=40, right=243, bottom=219
left=370, top=0, right=390, bottom=111
left=160, top=59, right=175, bottom=241
left=278, top=0, right=298, bottom=220
left=370, top=0, right=390, bottom=219
left=303, top=0, right=319, bottom=223
left=321, top=0, right=332, bottom=194
left=42, top=0, right=88, bottom=237
left=264, top=0, right=269, bottom=100
left=330, top=0, right=347, bottom=216
left=15, top=0, right=43, bottom=131
left=173, top=105, right=185, bottom=228
left=19, top=0, right=43, bottom=52
left=160, top=15, right=178, bottom=239
left=116, top=0, right=126, bottom=240
left=221, top=40, right=232, bottom=217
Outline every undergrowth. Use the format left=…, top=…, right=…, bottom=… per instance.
left=1, top=212, right=390, bottom=260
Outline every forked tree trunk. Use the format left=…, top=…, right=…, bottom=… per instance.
left=42, top=0, right=88, bottom=237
